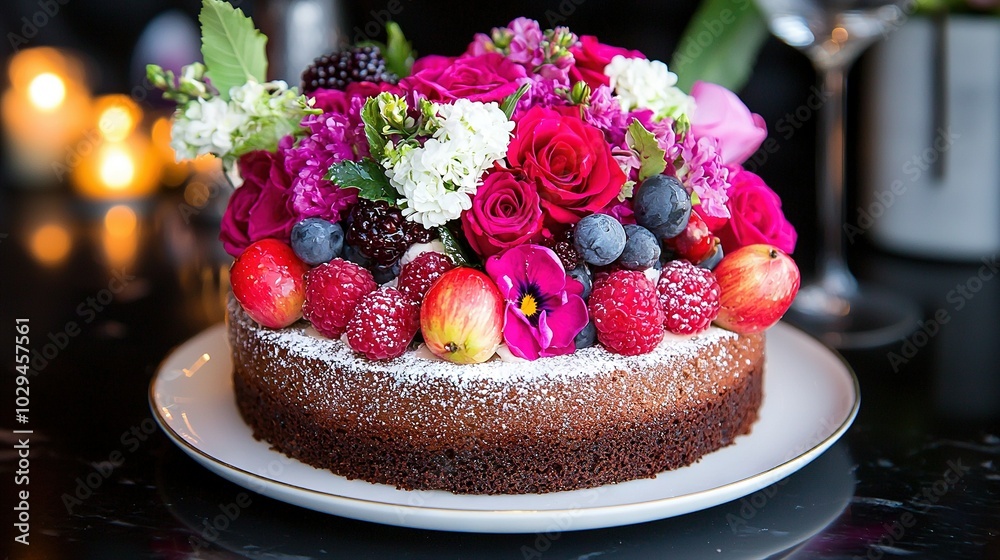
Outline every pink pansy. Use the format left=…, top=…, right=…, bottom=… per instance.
left=485, top=245, right=589, bottom=360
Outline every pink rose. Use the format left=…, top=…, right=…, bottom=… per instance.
left=715, top=166, right=797, bottom=254
left=569, top=35, right=644, bottom=89
left=400, top=53, right=527, bottom=104
left=508, top=106, right=626, bottom=225
left=462, top=170, right=544, bottom=258
left=219, top=147, right=297, bottom=257
left=689, top=81, right=767, bottom=166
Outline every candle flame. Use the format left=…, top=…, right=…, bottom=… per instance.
left=27, top=72, right=66, bottom=112
left=99, top=145, right=136, bottom=190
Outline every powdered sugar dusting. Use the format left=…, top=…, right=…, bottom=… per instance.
left=228, top=296, right=761, bottom=435
left=233, top=299, right=740, bottom=389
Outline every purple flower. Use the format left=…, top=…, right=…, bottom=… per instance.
left=485, top=245, right=589, bottom=360
left=672, top=133, right=731, bottom=219
left=512, top=77, right=568, bottom=120
left=506, top=17, right=546, bottom=68
left=582, top=85, right=629, bottom=145
left=641, top=116, right=732, bottom=219
left=284, top=108, right=363, bottom=224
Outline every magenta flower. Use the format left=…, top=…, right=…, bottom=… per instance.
left=485, top=245, right=589, bottom=360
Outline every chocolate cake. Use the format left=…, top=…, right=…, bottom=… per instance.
left=228, top=297, right=765, bottom=495
left=153, top=3, right=798, bottom=499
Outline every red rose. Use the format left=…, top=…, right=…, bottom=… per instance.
left=507, top=106, right=626, bottom=225
left=461, top=170, right=544, bottom=258
left=400, top=53, right=527, bottom=104
left=220, top=147, right=297, bottom=257
left=569, top=35, right=644, bottom=89
left=715, top=166, right=797, bottom=254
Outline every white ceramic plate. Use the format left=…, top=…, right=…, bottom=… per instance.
left=149, top=322, right=859, bottom=534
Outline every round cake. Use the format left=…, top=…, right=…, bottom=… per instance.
left=228, top=298, right=765, bottom=494
left=154, top=5, right=801, bottom=499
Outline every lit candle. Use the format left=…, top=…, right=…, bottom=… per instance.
left=1, top=47, right=90, bottom=186
left=71, top=95, right=161, bottom=200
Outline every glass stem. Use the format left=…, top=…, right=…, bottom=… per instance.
left=816, top=63, right=858, bottom=298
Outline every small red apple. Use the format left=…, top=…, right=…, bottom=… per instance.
left=713, top=244, right=800, bottom=334
left=420, top=267, right=504, bottom=364
left=230, top=239, right=309, bottom=329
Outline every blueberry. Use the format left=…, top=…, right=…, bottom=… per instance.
left=574, top=321, right=597, bottom=349
left=698, top=244, right=724, bottom=270
left=342, top=243, right=371, bottom=268
left=617, top=225, right=661, bottom=270
left=291, top=218, right=344, bottom=265
left=633, top=175, right=691, bottom=239
left=573, top=213, right=626, bottom=266
left=372, top=261, right=401, bottom=284
left=567, top=264, right=593, bottom=300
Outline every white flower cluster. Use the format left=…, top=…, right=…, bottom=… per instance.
left=170, top=80, right=308, bottom=172
left=384, top=98, right=514, bottom=228
left=604, top=56, right=694, bottom=121
left=170, top=96, right=247, bottom=160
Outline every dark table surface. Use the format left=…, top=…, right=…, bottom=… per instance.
left=1, top=189, right=998, bottom=560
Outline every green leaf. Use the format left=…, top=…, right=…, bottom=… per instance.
left=361, top=97, right=388, bottom=163
left=384, top=22, right=415, bottom=78
left=627, top=119, right=667, bottom=182
left=327, top=159, right=397, bottom=203
left=670, top=0, right=768, bottom=92
left=199, top=0, right=268, bottom=101
left=499, top=83, right=530, bottom=120
left=436, top=225, right=475, bottom=267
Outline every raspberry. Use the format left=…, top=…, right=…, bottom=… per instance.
left=588, top=270, right=664, bottom=355
left=300, top=46, right=397, bottom=93
left=656, top=260, right=721, bottom=334
left=302, top=259, right=377, bottom=338
left=346, top=288, right=420, bottom=360
left=396, top=252, right=455, bottom=302
left=346, top=200, right=433, bottom=267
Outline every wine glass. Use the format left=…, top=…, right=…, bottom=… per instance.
left=755, top=0, right=921, bottom=348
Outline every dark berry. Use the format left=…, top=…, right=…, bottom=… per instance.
left=301, top=46, right=397, bottom=93
left=634, top=175, right=691, bottom=239
left=291, top=218, right=344, bottom=265
left=574, top=321, right=597, bottom=349
left=617, top=224, right=661, bottom=270
left=342, top=243, right=372, bottom=268
left=543, top=227, right=582, bottom=270
left=346, top=200, right=413, bottom=267
left=698, top=244, right=724, bottom=270
left=404, top=220, right=435, bottom=245
left=372, top=261, right=401, bottom=284
left=567, top=264, right=593, bottom=300
left=573, top=213, right=626, bottom=266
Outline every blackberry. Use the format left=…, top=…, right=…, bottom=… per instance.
left=346, top=200, right=430, bottom=267
left=301, top=46, right=397, bottom=93
left=544, top=227, right=582, bottom=270
left=404, top=219, right=435, bottom=246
